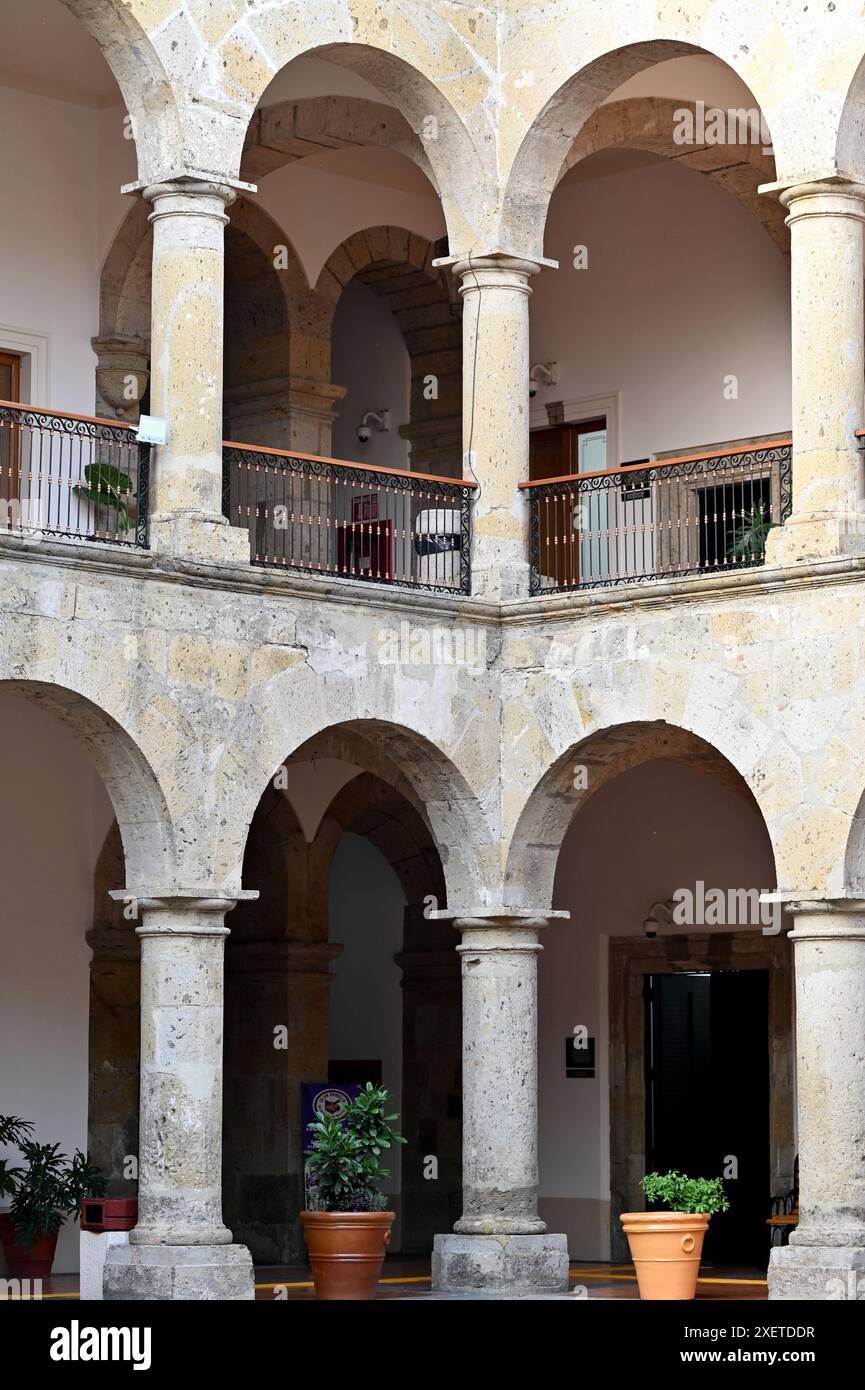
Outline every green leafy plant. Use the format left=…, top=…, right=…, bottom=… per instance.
left=641, top=1170, right=730, bottom=1216
left=0, top=1114, right=106, bottom=1248
left=728, top=503, right=773, bottom=563
left=73, top=463, right=134, bottom=533
left=304, top=1084, right=406, bottom=1213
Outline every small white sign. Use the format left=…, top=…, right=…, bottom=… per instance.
left=136, top=414, right=168, bottom=446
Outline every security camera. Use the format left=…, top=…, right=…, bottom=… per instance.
left=356, top=410, right=389, bottom=445
left=529, top=383, right=538, bottom=399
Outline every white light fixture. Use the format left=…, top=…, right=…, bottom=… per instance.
left=356, top=409, right=390, bottom=444
left=643, top=898, right=676, bottom=939
left=136, top=414, right=168, bottom=446
left=529, top=362, right=558, bottom=397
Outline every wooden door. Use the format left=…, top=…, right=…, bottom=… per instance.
left=0, top=351, right=21, bottom=514
left=529, top=418, right=606, bottom=586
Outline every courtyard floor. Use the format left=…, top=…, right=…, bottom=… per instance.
left=34, top=1256, right=769, bottom=1300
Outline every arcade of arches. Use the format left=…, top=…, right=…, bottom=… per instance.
left=3, top=0, right=865, bottom=1303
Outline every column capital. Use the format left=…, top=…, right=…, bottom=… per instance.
left=109, top=888, right=258, bottom=937
left=430, top=907, right=569, bottom=931
left=777, top=896, right=865, bottom=941
left=759, top=175, right=865, bottom=220
left=434, top=249, right=557, bottom=287
left=142, top=179, right=238, bottom=226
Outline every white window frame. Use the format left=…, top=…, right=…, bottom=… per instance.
left=0, top=324, right=50, bottom=407
left=529, top=390, right=622, bottom=471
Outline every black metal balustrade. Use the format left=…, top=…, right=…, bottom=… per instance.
left=522, top=439, right=792, bottom=595
left=223, top=441, right=475, bottom=594
left=0, top=401, right=150, bottom=547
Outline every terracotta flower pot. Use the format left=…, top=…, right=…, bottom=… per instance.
left=301, top=1210, right=394, bottom=1300
left=620, top=1211, right=710, bottom=1300
left=0, top=1211, right=59, bottom=1280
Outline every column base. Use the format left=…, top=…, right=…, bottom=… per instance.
left=768, top=1242, right=865, bottom=1300
left=432, top=1232, right=569, bottom=1292
left=149, top=512, right=251, bottom=565
left=764, top=511, right=865, bottom=565
left=103, top=1242, right=255, bottom=1301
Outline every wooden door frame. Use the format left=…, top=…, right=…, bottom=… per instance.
left=607, top=931, right=794, bottom=1261
left=0, top=350, right=22, bottom=503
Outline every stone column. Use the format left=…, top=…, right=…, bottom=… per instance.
left=142, top=180, right=250, bottom=563
left=444, top=254, right=552, bottom=601
left=431, top=911, right=569, bottom=1291
left=103, top=894, right=255, bottom=1300
left=762, top=179, right=865, bottom=562
left=769, top=900, right=865, bottom=1300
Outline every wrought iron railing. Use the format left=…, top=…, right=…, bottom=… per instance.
left=521, top=438, right=791, bottom=594
left=0, top=401, right=149, bottom=547
left=222, top=441, right=475, bottom=593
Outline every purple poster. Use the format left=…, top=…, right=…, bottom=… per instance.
left=301, top=1082, right=362, bottom=1208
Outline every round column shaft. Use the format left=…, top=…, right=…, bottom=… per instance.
left=454, top=255, right=546, bottom=601
left=130, top=897, right=235, bottom=1248
left=454, top=914, right=546, bottom=1234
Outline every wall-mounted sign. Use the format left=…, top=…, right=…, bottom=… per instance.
left=565, top=1035, right=595, bottom=1079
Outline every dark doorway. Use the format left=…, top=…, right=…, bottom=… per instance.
left=644, top=969, right=769, bottom=1266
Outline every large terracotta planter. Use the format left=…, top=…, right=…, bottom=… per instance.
left=0, top=1212, right=59, bottom=1280
left=301, top=1210, right=394, bottom=1300
left=620, top=1211, right=710, bottom=1300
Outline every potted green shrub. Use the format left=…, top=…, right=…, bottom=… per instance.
left=301, top=1083, right=405, bottom=1300
left=73, top=462, right=134, bottom=538
left=621, top=1170, right=730, bottom=1300
left=0, top=1115, right=106, bottom=1279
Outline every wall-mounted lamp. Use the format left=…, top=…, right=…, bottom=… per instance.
left=529, top=362, right=558, bottom=397
left=643, top=898, right=676, bottom=939
left=356, top=409, right=390, bottom=444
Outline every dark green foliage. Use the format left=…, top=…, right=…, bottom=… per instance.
left=304, top=1084, right=406, bottom=1214
left=0, top=1114, right=106, bottom=1248
left=73, top=463, right=134, bottom=532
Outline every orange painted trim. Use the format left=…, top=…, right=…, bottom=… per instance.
left=519, top=436, right=793, bottom=489
left=223, top=437, right=477, bottom=488
left=0, top=398, right=136, bottom=431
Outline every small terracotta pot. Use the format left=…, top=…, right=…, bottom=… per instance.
left=0, top=1212, right=59, bottom=1280
left=301, top=1210, right=394, bottom=1300
left=620, top=1211, right=710, bottom=1300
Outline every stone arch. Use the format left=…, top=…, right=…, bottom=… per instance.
left=504, top=720, right=776, bottom=911
left=318, top=226, right=462, bottom=475
left=217, top=715, right=497, bottom=915
left=97, top=194, right=308, bottom=438
left=842, top=787, right=865, bottom=898
left=500, top=38, right=782, bottom=257
left=318, top=772, right=461, bottom=1251
left=222, top=199, right=295, bottom=448
left=242, top=95, right=435, bottom=187
left=0, top=679, right=175, bottom=891
left=208, top=26, right=496, bottom=251
left=560, top=97, right=787, bottom=261
left=59, top=0, right=182, bottom=182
